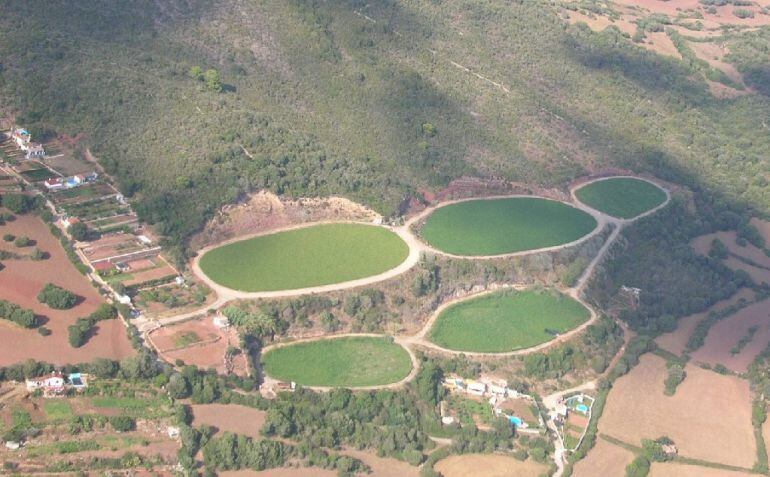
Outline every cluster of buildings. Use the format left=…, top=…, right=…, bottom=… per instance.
left=44, top=171, right=99, bottom=191
left=11, top=127, right=45, bottom=160
left=25, top=372, right=88, bottom=397
left=442, top=375, right=543, bottom=430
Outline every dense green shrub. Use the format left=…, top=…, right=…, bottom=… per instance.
left=37, top=283, right=78, bottom=309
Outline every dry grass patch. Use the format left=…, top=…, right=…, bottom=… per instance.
left=649, top=462, right=756, bottom=477
left=655, top=288, right=756, bottom=355
left=434, top=454, right=547, bottom=477
left=573, top=438, right=635, bottom=477
left=600, top=354, right=755, bottom=468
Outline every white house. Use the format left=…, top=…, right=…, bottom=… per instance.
left=466, top=380, right=486, bottom=396
left=26, top=372, right=66, bottom=394
left=25, top=143, right=45, bottom=159
left=213, top=315, right=230, bottom=329
left=12, top=128, right=31, bottom=149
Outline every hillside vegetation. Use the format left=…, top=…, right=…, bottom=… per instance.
left=1, top=0, right=768, bottom=259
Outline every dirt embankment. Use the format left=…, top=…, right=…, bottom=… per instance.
left=190, top=191, right=379, bottom=250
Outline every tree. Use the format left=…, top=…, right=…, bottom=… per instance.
left=29, top=248, right=45, bottom=261
left=68, top=222, right=90, bottom=241
left=167, top=373, right=191, bottom=399
left=414, top=360, right=444, bottom=406
left=1, top=194, right=32, bottom=214
left=204, top=69, right=222, bottom=92
left=188, top=65, right=203, bottom=81
left=37, top=283, right=78, bottom=309
left=14, top=236, right=31, bottom=247
left=109, top=416, right=135, bottom=432
left=68, top=318, right=92, bottom=347
left=626, top=455, right=650, bottom=477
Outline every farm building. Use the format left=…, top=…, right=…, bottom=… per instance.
left=61, top=216, right=81, bottom=228
left=25, top=143, right=45, bottom=159
left=11, top=128, right=31, bottom=149
left=25, top=372, right=66, bottom=395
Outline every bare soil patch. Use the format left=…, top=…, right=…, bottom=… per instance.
left=190, top=191, right=379, bottom=250
left=191, top=404, right=266, bottom=439
left=649, top=462, right=756, bottom=476
left=0, top=212, right=133, bottom=365
left=613, top=0, right=770, bottom=27
left=655, top=288, right=756, bottom=355
left=434, top=454, right=548, bottom=477
left=573, top=438, right=635, bottom=477
left=600, top=354, right=755, bottom=468
left=149, top=318, right=249, bottom=376
left=691, top=299, right=770, bottom=373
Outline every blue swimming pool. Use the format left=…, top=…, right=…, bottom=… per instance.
left=508, top=416, right=523, bottom=427
left=576, top=404, right=588, bottom=413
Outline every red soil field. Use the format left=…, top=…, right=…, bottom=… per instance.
left=123, top=263, right=177, bottom=287
left=191, top=404, right=266, bottom=439
left=600, top=354, right=755, bottom=468
left=573, top=438, right=635, bottom=477
left=149, top=318, right=249, bottom=376
left=655, top=288, right=756, bottom=356
left=691, top=299, right=770, bottom=373
left=0, top=212, right=133, bottom=365
left=126, top=257, right=157, bottom=271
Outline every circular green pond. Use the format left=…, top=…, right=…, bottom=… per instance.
left=575, top=177, right=667, bottom=219
left=262, top=336, right=413, bottom=387
left=198, top=223, right=409, bottom=292
left=420, top=197, right=597, bottom=256
left=429, top=289, right=591, bottom=353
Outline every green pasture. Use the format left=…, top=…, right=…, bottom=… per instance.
left=575, top=178, right=667, bottom=219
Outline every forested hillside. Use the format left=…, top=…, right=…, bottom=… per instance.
left=1, top=0, right=768, bottom=255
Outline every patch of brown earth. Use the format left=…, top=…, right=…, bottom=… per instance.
left=434, top=454, right=548, bottom=477
left=190, top=191, right=380, bottom=250
left=191, top=404, right=266, bottom=439
left=655, top=288, right=756, bottom=355
left=149, top=318, right=249, bottom=376
left=342, top=448, right=420, bottom=477
left=218, top=468, right=336, bottom=477
left=600, top=354, right=755, bottom=468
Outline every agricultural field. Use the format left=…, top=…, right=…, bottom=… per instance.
left=691, top=230, right=770, bottom=286
left=433, top=454, right=548, bottom=477
left=419, top=197, right=597, bottom=256
left=0, top=381, right=179, bottom=475
left=574, top=177, right=667, bottom=219
left=0, top=211, right=133, bottom=365
left=191, top=404, right=266, bottom=439
left=428, top=289, right=590, bottom=353
left=261, top=336, right=412, bottom=387
left=198, top=223, right=409, bottom=292
left=599, top=354, right=755, bottom=468
left=655, top=288, right=756, bottom=356
left=573, top=438, right=635, bottom=477
left=220, top=469, right=335, bottom=477
left=149, top=317, right=249, bottom=376
left=648, top=462, right=756, bottom=477
left=690, top=298, right=770, bottom=373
